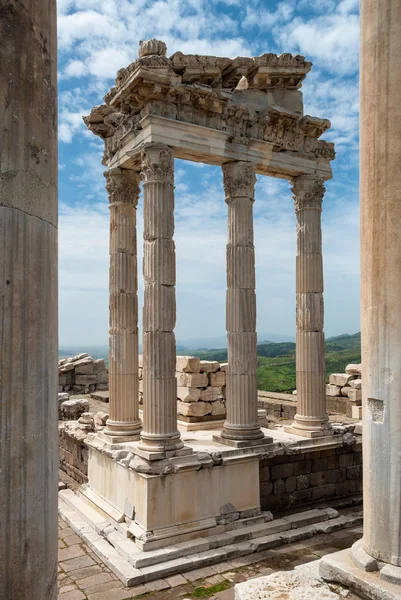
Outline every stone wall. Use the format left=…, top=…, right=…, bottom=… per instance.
left=58, top=353, right=108, bottom=395
left=259, top=441, right=362, bottom=513
left=59, top=425, right=88, bottom=484
left=139, top=356, right=227, bottom=422
left=325, top=363, right=362, bottom=418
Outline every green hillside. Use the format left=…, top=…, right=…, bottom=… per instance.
left=192, top=332, right=361, bottom=393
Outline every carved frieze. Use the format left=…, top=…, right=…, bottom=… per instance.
left=104, top=168, right=141, bottom=205
left=141, top=143, right=174, bottom=185
left=222, top=161, right=256, bottom=201
left=291, top=176, right=326, bottom=212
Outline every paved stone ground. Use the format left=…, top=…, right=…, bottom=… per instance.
left=58, top=513, right=363, bottom=600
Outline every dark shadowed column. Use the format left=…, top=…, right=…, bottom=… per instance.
left=0, top=1, right=58, bottom=599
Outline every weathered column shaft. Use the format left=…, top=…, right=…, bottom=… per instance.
left=0, top=1, right=58, bottom=599
left=287, top=176, right=330, bottom=437
left=360, top=0, right=401, bottom=566
left=104, top=169, right=142, bottom=439
left=221, top=162, right=263, bottom=442
left=139, top=143, right=183, bottom=452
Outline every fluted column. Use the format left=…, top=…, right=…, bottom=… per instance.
left=138, top=143, right=183, bottom=452
left=286, top=175, right=331, bottom=437
left=0, top=1, right=58, bottom=598
left=221, top=161, right=264, bottom=443
left=103, top=168, right=142, bottom=439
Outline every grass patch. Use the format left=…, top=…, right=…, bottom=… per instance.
left=192, top=580, right=231, bottom=597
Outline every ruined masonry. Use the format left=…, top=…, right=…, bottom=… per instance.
left=57, top=37, right=345, bottom=586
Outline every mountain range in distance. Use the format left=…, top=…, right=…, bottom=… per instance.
left=59, top=332, right=360, bottom=360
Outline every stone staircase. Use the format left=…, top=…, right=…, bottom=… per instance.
left=59, top=488, right=362, bottom=586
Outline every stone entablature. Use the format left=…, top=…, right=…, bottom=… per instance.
left=84, top=40, right=334, bottom=176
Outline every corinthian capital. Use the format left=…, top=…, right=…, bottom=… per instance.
left=141, top=143, right=174, bottom=185
left=222, top=161, right=256, bottom=202
left=104, top=168, right=141, bottom=206
left=291, top=175, right=325, bottom=212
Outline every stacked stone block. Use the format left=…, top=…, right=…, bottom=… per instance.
left=138, top=355, right=227, bottom=421
left=326, top=363, right=362, bottom=418
left=58, top=353, right=108, bottom=395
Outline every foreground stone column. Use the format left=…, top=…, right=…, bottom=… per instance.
left=285, top=175, right=331, bottom=438
left=220, top=162, right=264, bottom=444
left=139, top=143, right=183, bottom=452
left=358, top=0, right=401, bottom=571
left=103, top=169, right=142, bottom=440
left=0, top=1, right=58, bottom=599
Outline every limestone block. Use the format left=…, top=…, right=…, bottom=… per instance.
left=329, top=373, right=354, bottom=386
left=326, top=384, right=341, bottom=397
left=199, top=360, right=220, bottom=372
left=71, top=353, right=89, bottom=362
left=59, top=399, right=89, bottom=420
left=352, top=405, right=362, bottom=419
left=341, top=386, right=351, bottom=397
left=220, top=363, right=228, bottom=372
left=209, top=371, right=226, bottom=387
left=176, top=356, right=200, bottom=373
left=348, top=388, right=362, bottom=403
left=177, top=372, right=208, bottom=387
left=211, top=400, right=226, bottom=416
left=350, top=378, right=362, bottom=389
left=345, top=363, right=362, bottom=375
left=58, top=392, right=70, bottom=404
left=199, top=387, right=221, bottom=402
left=235, top=571, right=339, bottom=599
left=176, top=387, right=201, bottom=402
left=59, top=361, right=75, bottom=373
left=177, top=401, right=212, bottom=417
left=96, top=373, right=109, bottom=385
left=58, top=374, right=67, bottom=385
left=93, top=359, right=107, bottom=374
left=94, top=411, right=109, bottom=428
left=75, top=375, right=97, bottom=385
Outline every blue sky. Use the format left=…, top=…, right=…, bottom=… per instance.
left=58, top=0, right=360, bottom=346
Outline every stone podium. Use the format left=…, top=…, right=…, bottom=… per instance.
left=60, top=38, right=335, bottom=562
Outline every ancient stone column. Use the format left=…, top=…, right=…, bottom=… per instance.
left=103, top=169, right=142, bottom=440
left=0, top=1, right=58, bottom=599
left=286, top=175, right=331, bottom=438
left=221, top=162, right=264, bottom=443
left=138, top=143, right=183, bottom=452
left=357, top=0, right=401, bottom=573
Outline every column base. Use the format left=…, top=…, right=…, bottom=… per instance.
left=132, top=445, right=193, bottom=461
left=283, top=424, right=334, bottom=438
left=103, top=419, right=142, bottom=443
left=138, top=431, right=184, bottom=453
left=213, top=434, right=273, bottom=448
left=320, top=545, right=401, bottom=599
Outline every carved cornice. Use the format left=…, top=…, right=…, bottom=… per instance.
left=222, top=161, right=256, bottom=202
left=141, top=143, right=174, bottom=185
left=104, top=168, right=141, bottom=206
left=291, top=176, right=325, bottom=212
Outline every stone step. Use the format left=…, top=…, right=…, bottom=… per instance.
left=225, top=511, right=273, bottom=531
left=58, top=490, right=362, bottom=587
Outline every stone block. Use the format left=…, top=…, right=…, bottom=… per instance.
left=96, top=373, right=109, bottom=385
left=176, top=356, right=200, bottom=373
left=177, top=401, right=212, bottom=417
left=326, top=384, right=341, bottom=397
left=311, top=483, right=335, bottom=501
left=348, top=388, right=362, bottom=402
left=93, top=359, right=107, bottom=374
left=75, top=375, right=97, bottom=385
left=349, top=378, right=362, bottom=389
left=345, top=363, right=362, bottom=375
left=285, top=476, right=297, bottom=493
left=199, top=361, right=220, bottom=372
left=329, top=373, right=354, bottom=386
left=178, top=372, right=208, bottom=388
left=58, top=392, right=70, bottom=404
left=271, top=463, right=293, bottom=480
left=351, top=405, right=362, bottom=419
left=220, top=363, right=228, bottom=372
left=209, top=371, right=226, bottom=387
left=296, top=474, right=311, bottom=490
left=200, top=387, right=221, bottom=402
left=59, top=362, right=75, bottom=373
left=211, top=400, right=226, bottom=416
left=71, top=353, right=89, bottom=362
left=341, top=386, right=351, bottom=397
left=59, top=399, right=89, bottom=420
left=176, top=387, right=201, bottom=402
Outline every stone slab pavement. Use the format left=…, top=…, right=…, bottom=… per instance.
left=58, top=515, right=363, bottom=600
